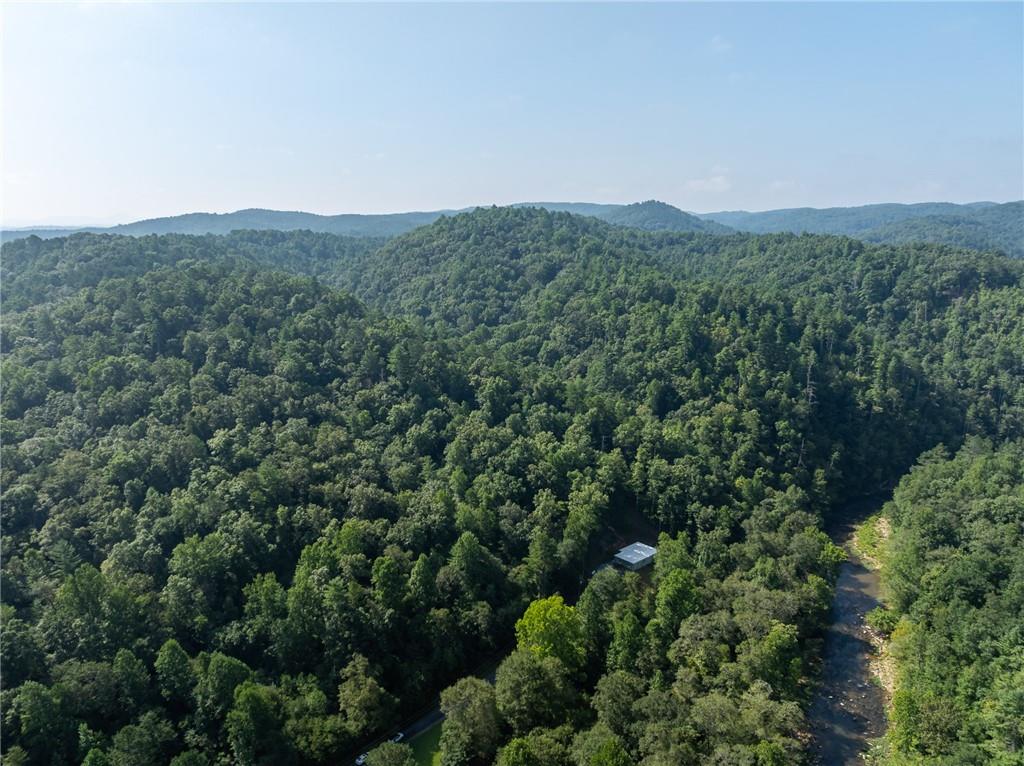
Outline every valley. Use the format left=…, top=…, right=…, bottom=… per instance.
left=3, top=3, right=1021, bottom=764
left=2, top=208, right=1022, bottom=766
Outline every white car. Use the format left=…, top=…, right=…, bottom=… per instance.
left=390, top=732, right=405, bottom=743
left=355, top=755, right=367, bottom=765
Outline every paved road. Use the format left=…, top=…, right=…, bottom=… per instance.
left=352, top=549, right=641, bottom=762
left=348, top=666, right=499, bottom=763
left=402, top=667, right=498, bottom=739
left=348, top=547, right=634, bottom=763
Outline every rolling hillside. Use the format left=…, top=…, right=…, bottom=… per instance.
left=700, top=200, right=1023, bottom=257
left=7, top=199, right=1018, bottom=255
left=2, top=200, right=726, bottom=242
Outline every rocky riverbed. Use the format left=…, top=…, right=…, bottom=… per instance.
left=807, top=503, right=888, bottom=764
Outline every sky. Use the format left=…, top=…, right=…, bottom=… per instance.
left=2, top=2, right=1022, bottom=226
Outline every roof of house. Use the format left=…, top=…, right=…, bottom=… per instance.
left=614, top=542, right=657, bottom=564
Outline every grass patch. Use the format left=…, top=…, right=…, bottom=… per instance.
left=866, top=606, right=899, bottom=636
left=410, top=723, right=442, bottom=766
left=854, top=513, right=888, bottom=569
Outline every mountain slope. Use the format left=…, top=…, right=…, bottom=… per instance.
left=350, top=207, right=1021, bottom=322
left=1, top=200, right=727, bottom=242
left=106, top=208, right=449, bottom=237
left=597, top=200, right=732, bottom=233
left=700, top=200, right=1022, bottom=256
left=699, top=202, right=999, bottom=235
left=519, top=200, right=731, bottom=233
left=859, top=201, right=1023, bottom=257
left=8, top=199, right=1017, bottom=252
left=0, top=229, right=386, bottom=312
left=3, top=208, right=1023, bottom=766
left=0, top=208, right=453, bottom=241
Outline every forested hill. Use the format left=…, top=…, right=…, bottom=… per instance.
left=0, top=230, right=387, bottom=312
left=2, top=207, right=1023, bottom=766
left=701, top=201, right=997, bottom=234
left=0, top=200, right=725, bottom=242
left=348, top=206, right=1019, bottom=327
left=700, top=200, right=1024, bottom=258
left=6, top=199, right=1019, bottom=256
left=596, top=201, right=732, bottom=233
left=519, top=201, right=732, bottom=234
left=859, top=200, right=1024, bottom=257
left=0, top=209, right=450, bottom=240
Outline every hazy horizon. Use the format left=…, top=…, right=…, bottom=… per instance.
left=3, top=2, right=1022, bottom=227
left=3, top=197, right=1021, bottom=232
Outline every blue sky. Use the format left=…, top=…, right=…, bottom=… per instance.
left=2, top=2, right=1021, bottom=226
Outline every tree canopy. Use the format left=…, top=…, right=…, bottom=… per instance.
left=2, top=206, right=1022, bottom=765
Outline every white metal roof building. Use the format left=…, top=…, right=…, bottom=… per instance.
left=613, top=542, right=657, bottom=571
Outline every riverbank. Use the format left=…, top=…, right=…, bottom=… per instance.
left=855, top=513, right=896, bottom=711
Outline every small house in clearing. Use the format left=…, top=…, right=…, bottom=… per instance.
left=613, top=542, right=657, bottom=571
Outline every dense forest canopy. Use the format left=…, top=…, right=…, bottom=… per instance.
left=877, top=439, right=1024, bottom=764
left=858, top=202, right=1024, bottom=259
left=1, top=206, right=1022, bottom=766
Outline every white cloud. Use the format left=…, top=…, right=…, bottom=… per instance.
left=709, top=35, right=733, bottom=54
left=910, top=180, right=945, bottom=196
left=684, top=174, right=732, bottom=193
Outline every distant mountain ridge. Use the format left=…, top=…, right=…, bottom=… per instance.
left=2, top=208, right=453, bottom=240
left=4, top=199, right=1020, bottom=256
left=699, top=200, right=1023, bottom=257
left=697, top=201, right=1000, bottom=234
left=1, top=200, right=723, bottom=241
left=598, top=200, right=733, bottom=233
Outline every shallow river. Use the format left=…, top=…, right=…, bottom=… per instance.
left=807, top=503, right=887, bottom=764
